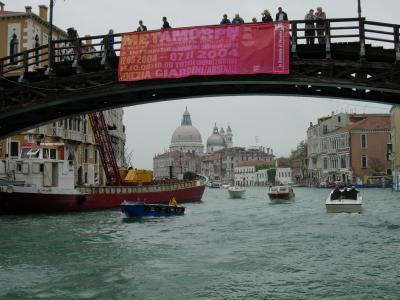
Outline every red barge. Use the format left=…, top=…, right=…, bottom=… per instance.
left=0, top=181, right=205, bottom=214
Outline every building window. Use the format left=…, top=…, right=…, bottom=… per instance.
left=340, top=156, right=346, bottom=169
left=34, top=34, right=40, bottom=65
left=94, top=150, right=98, bottom=164
left=323, top=125, right=328, bottom=134
left=338, top=116, right=341, bottom=123
left=323, top=157, right=328, bottom=170
left=84, top=172, right=88, bottom=184
left=50, top=149, right=57, bottom=159
left=361, top=155, right=368, bottom=169
left=10, top=141, right=19, bottom=158
left=361, top=134, right=367, bottom=149
left=10, top=33, right=19, bottom=64
left=84, top=148, right=88, bottom=163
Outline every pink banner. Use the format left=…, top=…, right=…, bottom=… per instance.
left=118, top=22, right=290, bottom=82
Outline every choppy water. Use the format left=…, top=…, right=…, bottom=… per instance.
left=0, top=188, right=400, bottom=300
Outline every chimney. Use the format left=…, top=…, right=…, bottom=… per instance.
left=25, top=6, right=32, bottom=13
left=38, top=5, right=48, bottom=21
left=0, top=2, right=5, bottom=12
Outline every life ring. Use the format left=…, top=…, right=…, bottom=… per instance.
left=6, top=185, right=13, bottom=194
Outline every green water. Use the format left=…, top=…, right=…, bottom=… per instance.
left=0, top=188, right=399, bottom=299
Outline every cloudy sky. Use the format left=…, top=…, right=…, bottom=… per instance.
left=7, top=0, right=398, bottom=168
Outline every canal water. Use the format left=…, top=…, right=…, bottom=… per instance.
left=0, top=187, right=399, bottom=299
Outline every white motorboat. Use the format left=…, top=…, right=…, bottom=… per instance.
left=268, top=186, right=295, bottom=204
left=221, top=184, right=230, bottom=189
left=325, top=187, right=362, bottom=213
left=228, top=186, right=246, bottom=199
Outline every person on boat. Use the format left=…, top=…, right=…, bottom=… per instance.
left=349, top=186, right=359, bottom=200
left=331, top=187, right=341, bottom=200
left=169, top=197, right=177, bottom=207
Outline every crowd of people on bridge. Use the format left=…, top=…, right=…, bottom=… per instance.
left=64, top=5, right=328, bottom=61
left=125, top=6, right=327, bottom=45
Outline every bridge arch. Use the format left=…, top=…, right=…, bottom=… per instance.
left=1, top=18, right=400, bottom=138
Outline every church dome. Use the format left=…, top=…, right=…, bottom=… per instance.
left=171, top=125, right=202, bottom=144
left=207, top=123, right=225, bottom=152
left=170, top=107, right=203, bottom=153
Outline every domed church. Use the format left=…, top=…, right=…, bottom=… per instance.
left=206, top=123, right=233, bottom=153
left=170, top=107, right=204, bottom=154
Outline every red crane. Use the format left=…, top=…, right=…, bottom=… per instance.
left=88, top=111, right=121, bottom=186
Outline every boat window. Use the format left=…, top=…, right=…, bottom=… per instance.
left=16, top=162, right=23, bottom=173
left=50, top=149, right=57, bottom=159
left=20, top=148, right=31, bottom=158
left=27, top=148, right=40, bottom=158
left=279, top=187, right=287, bottom=192
left=32, top=163, right=40, bottom=174
left=43, top=148, right=49, bottom=159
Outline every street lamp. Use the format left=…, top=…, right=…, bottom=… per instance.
left=45, top=0, right=54, bottom=75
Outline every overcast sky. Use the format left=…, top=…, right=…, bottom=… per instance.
left=7, top=0, right=398, bottom=168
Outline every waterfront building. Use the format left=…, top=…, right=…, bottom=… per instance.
left=234, top=160, right=270, bottom=186
left=0, top=2, right=68, bottom=75
left=307, top=112, right=389, bottom=185
left=202, top=146, right=274, bottom=185
left=390, top=105, right=400, bottom=191
left=275, top=168, right=293, bottom=185
left=319, top=115, right=391, bottom=185
left=153, top=150, right=201, bottom=180
left=154, top=108, right=203, bottom=179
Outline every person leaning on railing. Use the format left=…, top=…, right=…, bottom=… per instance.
left=305, top=9, right=316, bottom=45
left=315, top=6, right=326, bottom=44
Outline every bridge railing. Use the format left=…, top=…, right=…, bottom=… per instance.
left=1, top=18, right=400, bottom=78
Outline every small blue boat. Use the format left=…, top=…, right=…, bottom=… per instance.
left=120, top=201, right=185, bottom=218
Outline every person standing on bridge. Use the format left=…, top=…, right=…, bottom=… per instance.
left=275, top=7, right=288, bottom=21
left=220, top=14, right=231, bottom=25
left=305, top=9, right=316, bottom=45
left=162, top=17, right=171, bottom=29
left=231, top=13, right=245, bottom=24
left=315, top=7, right=326, bottom=44
left=137, top=20, right=147, bottom=32
left=261, top=9, right=273, bottom=22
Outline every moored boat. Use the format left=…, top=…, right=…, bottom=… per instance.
left=268, top=185, right=295, bottom=204
left=120, top=201, right=185, bottom=218
left=325, top=187, right=362, bottom=213
left=227, top=186, right=246, bottom=199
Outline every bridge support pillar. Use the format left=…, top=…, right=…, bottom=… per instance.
left=394, top=25, right=400, bottom=63
left=72, top=38, right=82, bottom=74
left=325, top=21, right=331, bottom=59
left=18, top=51, right=29, bottom=83
left=291, top=22, right=298, bottom=59
left=359, top=18, right=366, bottom=62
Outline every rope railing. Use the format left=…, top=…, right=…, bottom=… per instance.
left=1, top=17, right=400, bottom=78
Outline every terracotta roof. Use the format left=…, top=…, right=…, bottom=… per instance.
left=237, top=160, right=267, bottom=167
left=329, top=115, right=390, bottom=134
left=201, top=154, right=216, bottom=162
left=0, top=11, right=24, bottom=16
left=348, top=115, right=390, bottom=130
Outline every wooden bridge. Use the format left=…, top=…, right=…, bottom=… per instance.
left=1, top=18, right=400, bottom=138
